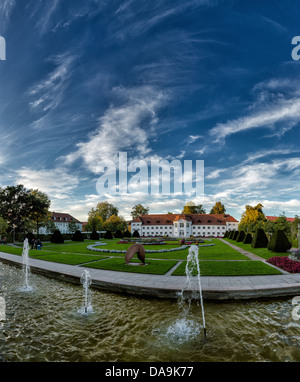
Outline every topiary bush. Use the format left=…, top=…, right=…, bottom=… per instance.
left=243, top=233, right=252, bottom=244
left=236, top=231, right=245, bottom=242
left=233, top=230, right=239, bottom=240
left=104, top=230, right=113, bottom=239
left=267, top=229, right=292, bottom=253
left=251, top=228, right=268, bottom=248
left=72, top=230, right=84, bottom=242
left=51, top=229, right=64, bottom=244
left=123, top=229, right=131, bottom=238
left=114, top=229, right=123, bottom=238
left=228, top=230, right=235, bottom=239
left=132, top=229, right=140, bottom=238
left=90, top=230, right=99, bottom=240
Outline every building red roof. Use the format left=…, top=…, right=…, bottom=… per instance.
left=131, top=213, right=238, bottom=226
left=51, top=212, right=82, bottom=223
left=265, top=216, right=295, bottom=223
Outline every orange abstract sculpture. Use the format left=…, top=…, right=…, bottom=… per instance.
left=125, top=244, right=146, bottom=265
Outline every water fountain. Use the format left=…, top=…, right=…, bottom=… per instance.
left=79, top=269, right=93, bottom=315
left=20, top=238, right=32, bottom=292
left=167, top=245, right=206, bottom=341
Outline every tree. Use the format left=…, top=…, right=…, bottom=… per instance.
left=91, top=201, right=118, bottom=222
left=0, top=185, right=50, bottom=238
left=210, top=201, right=226, bottom=214
left=44, top=219, right=56, bottom=234
left=103, top=215, right=127, bottom=233
left=29, top=189, right=51, bottom=237
left=131, top=204, right=149, bottom=220
left=182, top=204, right=206, bottom=214
left=239, top=203, right=266, bottom=232
left=0, top=216, right=8, bottom=240
left=85, top=212, right=104, bottom=232
left=273, top=216, right=291, bottom=236
left=68, top=220, right=79, bottom=234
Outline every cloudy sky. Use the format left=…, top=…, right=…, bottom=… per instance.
left=1, top=0, right=300, bottom=221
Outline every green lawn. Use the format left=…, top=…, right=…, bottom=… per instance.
left=224, top=238, right=290, bottom=259
left=0, top=238, right=287, bottom=275
left=30, top=252, right=107, bottom=265
left=82, top=258, right=178, bottom=275
left=172, top=260, right=282, bottom=276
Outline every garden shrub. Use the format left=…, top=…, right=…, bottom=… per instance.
left=251, top=228, right=268, bottom=248
left=233, top=230, right=239, bottom=240
left=228, top=230, right=235, bottom=239
left=236, top=230, right=245, bottom=242
left=243, top=233, right=252, bottom=244
left=267, top=229, right=292, bottom=253
left=132, top=229, right=140, bottom=238
left=90, top=230, right=99, bottom=240
left=72, top=230, right=84, bottom=242
left=104, top=230, right=113, bottom=239
left=123, top=229, right=131, bottom=238
left=50, top=229, right=64, bottom=244
left=114, top=229, right=123, bottom=238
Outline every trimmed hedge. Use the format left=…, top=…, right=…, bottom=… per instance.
left=114, top=229, right=123, bottom=238
left=104, top=230, right=113, bottom=239
left=243, top=233, right=252, bottom=244
left=90, top=230, right=99, bottom=240
left=233, top=230, right=239, bottom=240
left=72, top=230, right=84, bottom=242
left=236, top=230, right=245, bottom=242
left=50, top=230, right=64, bottom=244
left=132, top=229, right=140, bottom=238
left=267, top=229, right=292, bottom=253
left=251, top=228, right=268, bottom=248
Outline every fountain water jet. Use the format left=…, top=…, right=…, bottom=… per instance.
left=20, top=238, right=32, bottom=292
left=168, top=245, right=206, bottom=341
left=79, top=270, right=93, bottom=315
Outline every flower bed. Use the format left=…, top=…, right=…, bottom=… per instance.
left=87, top=243, right=190, bottom=253
left=267, top=256, right=300, bottom=273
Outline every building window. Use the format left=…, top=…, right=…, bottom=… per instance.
left=180, top=223, right=184, bottom=227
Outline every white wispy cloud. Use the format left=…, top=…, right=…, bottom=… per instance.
left=210, top=97, right=300, bottom=142
left=16, top=167, right=79, bottom=200
left=28, top=52, right=77, bottom=119
left=0, top=0, right=16, bottom=30
left=62, top=86, right=167, bottom=173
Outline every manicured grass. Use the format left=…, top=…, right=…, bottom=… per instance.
left=0, top=245, right=23, bottom=256
left=172, top=260, right=282, bottom=276
left=30, top=252, right=107, bottom=265
left=82, top=258, right=179, bottom=275
left=224, top=239, right=289, bottom=260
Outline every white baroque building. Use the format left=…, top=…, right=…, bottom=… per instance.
left=130, top=213, right=239, bottom=238
left=39, top=212, right=83, bottom=234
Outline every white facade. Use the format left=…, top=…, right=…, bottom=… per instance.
left=131, top=214, right=239, bottom=238
left=39, top=212, right=82, bottom=234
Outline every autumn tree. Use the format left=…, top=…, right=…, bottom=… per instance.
left=239, top=203, right=266, bottom=232
left=210, top=201, right=226, bottom=214
left=182, top=203, right=206, bottom=214
left=103, top=215, right=127, bottom=233
left=131, top=204, right=149, bottom=220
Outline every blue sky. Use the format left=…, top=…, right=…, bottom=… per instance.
left=1, top=0, right=300, bottom=222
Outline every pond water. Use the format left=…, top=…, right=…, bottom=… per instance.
left=0, top=262, right=299, bottom=362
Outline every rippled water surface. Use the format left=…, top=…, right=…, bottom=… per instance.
left=0, top=263, right=300, bottom=362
